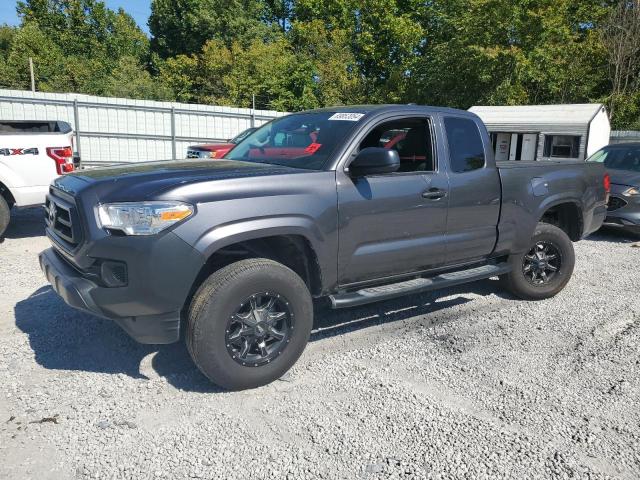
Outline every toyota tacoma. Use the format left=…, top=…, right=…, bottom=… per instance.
left=39, top=106, right=609, bottom=390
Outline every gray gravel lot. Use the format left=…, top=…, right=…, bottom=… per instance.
left=1, top=208, right=639, bottom=480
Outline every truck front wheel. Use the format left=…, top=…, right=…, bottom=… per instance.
left=0, top=195, right=10, bottom=238
left=186, top=258, right=313, bottom=390
left=500, top=223, right=575, bottom=300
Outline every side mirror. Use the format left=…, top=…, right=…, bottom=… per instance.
left=348, top=147, right=400, bottom=177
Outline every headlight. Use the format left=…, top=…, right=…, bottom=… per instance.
left=623, top=187, right=640, bottom=197
left=97, top=201, right=194, bottom=235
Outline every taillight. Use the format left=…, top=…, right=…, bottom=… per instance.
left=603, top=173, right=611, bottom=193
left=46, top=146, right=74, bottom=175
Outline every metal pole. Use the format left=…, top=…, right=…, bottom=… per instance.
left=170, top=107, right=177, bottom=160
left=73, top=99, right=82, bottom=167
left=251, top=94, right=256, bottom=128
left=29, top=58, right=35, bottom=92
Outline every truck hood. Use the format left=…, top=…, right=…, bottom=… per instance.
left=607, top=168, right=640, bottom=187
left=53, top=159, right=306, bottom=202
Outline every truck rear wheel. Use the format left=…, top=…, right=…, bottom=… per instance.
left=499, top=223, right=575, bottom=300
left=186, top=258, right=313, bottom=390
left=0, top=195, right=10, bottom=238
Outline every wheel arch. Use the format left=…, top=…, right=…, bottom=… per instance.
left=537, top=199, right=583, bottom=241
left=183, top=228, right=325, bottom=318
left=0, top=180, right=15, bottom=208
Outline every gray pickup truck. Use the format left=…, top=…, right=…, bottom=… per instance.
left=39, top=105, right=608, bottom=390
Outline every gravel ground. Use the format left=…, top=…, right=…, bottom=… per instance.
left=1, top=208, right=639, bottom=480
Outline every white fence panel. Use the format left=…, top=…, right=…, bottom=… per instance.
left=0, top=89, right=285, bottom=164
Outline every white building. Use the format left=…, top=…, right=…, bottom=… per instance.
left=469, top=104, right=610, bottom=162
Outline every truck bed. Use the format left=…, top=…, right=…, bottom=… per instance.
left=494, top=160, right=607, bottom=255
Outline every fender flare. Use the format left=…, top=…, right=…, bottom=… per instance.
left=535, top=195, right=584, bottom=236
left=187, top=214, right=333, bottom=290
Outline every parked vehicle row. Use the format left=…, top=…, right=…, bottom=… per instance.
left=0, top=121, right=77, bottom=237
left=39, top=105, right=609, bottom=390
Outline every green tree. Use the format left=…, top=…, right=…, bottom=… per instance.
left=103, top=56, right=173, bottom=100
left=17, top=0, right=148, bottom=60
left=12, top=0, right=152, bottom=96
left=0, top=25, right=16, bottom=59
left=4, top=0, right=638, bottom=130
left=158, top=54, right=202, bottom=103
left=409, top=0, right=611, bottom=109
left=0, top=22, right=65, bottom=91
left=292, top=0, right=425, bottom=102
left=202, top=37, right=318, bottom=110
left=149, top=0, right=273, bottom=58
left=602, top=0, right=640, bottom=127
left=290, top=19, right=361, bottom=106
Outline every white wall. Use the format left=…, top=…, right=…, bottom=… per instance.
left=587, top=108, right=611, bottom=157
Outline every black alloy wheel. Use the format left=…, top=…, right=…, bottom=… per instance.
left=499, top=222, right=575, bottom=300
left=186, top=258, right=313, bottom=390
left=522, top=241, right=562, bottom=286
left=226, top=293, right=293, bottom=367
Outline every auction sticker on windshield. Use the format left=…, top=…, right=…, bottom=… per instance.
left=328, top=113, right=365, bottom=121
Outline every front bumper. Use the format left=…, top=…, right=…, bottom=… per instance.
left=603, top=215, right=640, bottom=233
left=39, top=240, right=203, bottom=344
left=40, top=180, right=207, bottom=344
left=604, top=194, right=640, bottom=233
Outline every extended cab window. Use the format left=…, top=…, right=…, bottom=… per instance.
left=444, top=117, right=486, bottom=173
left=358, top=118, right=434, bottom=173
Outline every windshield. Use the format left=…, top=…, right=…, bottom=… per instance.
left=587, top=145, right=640, bottom=172
left=230, top=127, right=257, bottom=144
left=226, top=112, right=364, bottom=170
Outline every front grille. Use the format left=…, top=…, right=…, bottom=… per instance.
left=607, top=196, right=628, bottom=212
left=45, top=193, right=81, bottom=250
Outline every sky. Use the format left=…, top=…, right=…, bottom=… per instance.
left=0, top=0, right=151, bottom=34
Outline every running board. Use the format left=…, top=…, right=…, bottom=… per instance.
left=330, top=263, right=511, bottom=309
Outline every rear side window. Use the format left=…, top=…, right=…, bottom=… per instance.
left=444, top=117, right=486, bottom=173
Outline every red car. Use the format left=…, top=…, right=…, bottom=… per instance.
left=186, top=127, right=257, bottom=159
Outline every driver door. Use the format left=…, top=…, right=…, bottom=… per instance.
left=336, top=116, right=450, bottom=286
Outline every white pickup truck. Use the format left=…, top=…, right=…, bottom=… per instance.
left=0, top=120, right=77, bottom=237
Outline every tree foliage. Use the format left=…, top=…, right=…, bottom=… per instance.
left=0, top=0, right=638, bottom=128
left=149, top=0, right=272, bottom=58
left=602, top=0, right=640, bottom=126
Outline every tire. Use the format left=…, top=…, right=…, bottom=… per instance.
left=186, top=258, right=313, bottom=390
left=499, top=223, right=575, bottom=300
left=0, top=195, right=10, bottom=238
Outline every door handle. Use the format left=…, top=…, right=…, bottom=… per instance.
left=422, top=188, right=447, bottom=200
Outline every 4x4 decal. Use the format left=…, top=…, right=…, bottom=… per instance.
left=0, top=147, right=39, bottom=156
